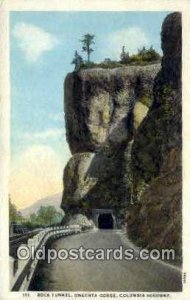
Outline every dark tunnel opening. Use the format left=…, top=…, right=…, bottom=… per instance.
left=98, top=213, right=114, bottom=229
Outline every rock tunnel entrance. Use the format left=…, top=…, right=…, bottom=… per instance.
left=98, top=213, right=114, bottom=229
left=92, top=209, right=116, bottom=229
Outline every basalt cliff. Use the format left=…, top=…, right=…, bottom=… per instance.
left=61, top=12, right=182, bottom=256
left=127, top=12, right=182, bottom=257
left=62, top=64, right=160, bottom=219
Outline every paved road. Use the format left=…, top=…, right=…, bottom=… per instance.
left=29, top=230, right=182, bottom=291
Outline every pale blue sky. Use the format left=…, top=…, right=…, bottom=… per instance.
left=10, top=11, right=170, bottom=208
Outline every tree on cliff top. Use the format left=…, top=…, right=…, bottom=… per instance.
left=120, top=46, right=129, bottom=64
left=80, top=34, right=95, bottom=64
left=71, top=51, right=83, bottom=71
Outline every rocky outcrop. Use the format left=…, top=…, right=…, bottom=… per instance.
left=62, top=64, right=160, bottom=218
left=66, top=214, right=94, bottom=228
left=61, top=13, right=181, bottom=257
left=64, top=65, right=160, bottom=154
left=127, top=12, right=182, bottom=257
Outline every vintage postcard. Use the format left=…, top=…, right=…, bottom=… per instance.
left=0, top=0, right=190, bottom=299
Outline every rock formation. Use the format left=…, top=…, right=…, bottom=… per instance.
left=61, top=12, right=182, bottom=257
left=127, top=12, right=182, bottom=257
left=66, top=214, right=94, bottom=228
left=62, top=65, right=160, bottom=220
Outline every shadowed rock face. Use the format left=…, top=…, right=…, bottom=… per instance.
left=127, top=12, right=182, bottom=257
left=62, top=64, right=160, bottom=218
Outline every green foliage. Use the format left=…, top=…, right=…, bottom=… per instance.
left=128, top=46, right=161, bottom=65
left=9, top=198, right=18, bottom=223
left=9, top=196, right=63, bottom=229
left=99, top=59, right=123, bottom=69
left=80, top=59, right=123, bottom=70
left=78, top=45, right=160, bottom=70
left=80, top=34, right=95, bottom=64
left=29, top=205, right=63, bottom=226
left=9, top=197, right=26, bottom=224
left=120, top=46, right=130, bottom=64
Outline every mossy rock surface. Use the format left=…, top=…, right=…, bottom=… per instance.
left=127, top=12, right=182, bottom=258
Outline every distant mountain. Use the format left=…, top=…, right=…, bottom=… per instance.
left=20, top=193, right=64, bottom=218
